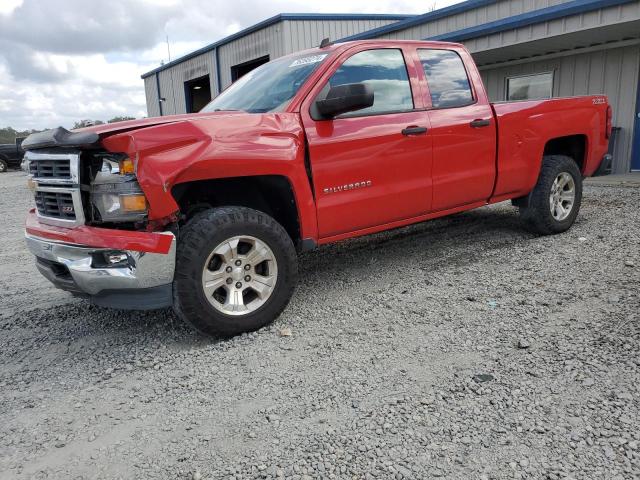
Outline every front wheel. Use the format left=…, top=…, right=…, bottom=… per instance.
left=173, top=207, right=298, bottom=337
left=519, top=155, right=583, bottom=235
left=0, top=159, right=8, bottom=173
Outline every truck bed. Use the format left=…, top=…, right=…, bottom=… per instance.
left=490, top=95, right=610, bottom=202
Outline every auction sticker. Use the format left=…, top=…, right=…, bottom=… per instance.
left=289, top=54, right=328, bottom=67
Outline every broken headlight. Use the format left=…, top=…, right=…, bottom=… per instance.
left=89, top=157, right=148, bottom=222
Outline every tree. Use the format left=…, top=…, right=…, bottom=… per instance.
left=0, top=127, right=44, bottom=144
left=73, top=119, right=104, bottom=129
left=107, top=116, right=135, bottom=123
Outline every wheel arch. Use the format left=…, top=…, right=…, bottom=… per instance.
left=543, top=134, right=587, bottom=173
left=172, top=175, right=303, bottom=248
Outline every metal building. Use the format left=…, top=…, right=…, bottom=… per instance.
left=141, top=14, right=413, bottom=118
left=142, top=1, right=640, bottom=173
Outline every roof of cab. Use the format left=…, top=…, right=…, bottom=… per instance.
left=265, top=39, right=465, bottom=62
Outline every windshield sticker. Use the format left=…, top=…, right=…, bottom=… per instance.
left=289, top=54, right=328, bottom=68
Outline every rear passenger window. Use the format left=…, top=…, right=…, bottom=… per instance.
left=418, top=49, right=474, bottom=109
left=322, top=49, right=414, bottom=116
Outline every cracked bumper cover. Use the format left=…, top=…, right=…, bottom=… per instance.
left=25, top=211, right=176, bottom=310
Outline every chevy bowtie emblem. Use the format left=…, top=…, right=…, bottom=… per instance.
left=323, top=180, right=372, bottom=194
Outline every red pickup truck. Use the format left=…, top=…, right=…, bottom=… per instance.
left=23, top=40, right=611, bottom=336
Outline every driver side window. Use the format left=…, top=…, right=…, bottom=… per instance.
left=320, top=49, right=414, bottom=117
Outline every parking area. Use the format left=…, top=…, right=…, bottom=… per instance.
left=0, top=169, right=638, bottom=479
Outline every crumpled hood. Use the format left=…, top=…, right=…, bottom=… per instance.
left=22, top=112, right=241, bottom=150
left=99, top=111, right=306, bottom=222
left=79, top=112, right=241, bottom=137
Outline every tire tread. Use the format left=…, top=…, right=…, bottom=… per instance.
left=519, top=155, right=582, bottom=235
left=173, top=207, right=297, bottom=337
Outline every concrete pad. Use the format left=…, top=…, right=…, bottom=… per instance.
left=586, top=172, right=640, bottom=186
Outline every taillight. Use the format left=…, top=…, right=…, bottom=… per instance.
left=605, top=105, right=612, bottom=139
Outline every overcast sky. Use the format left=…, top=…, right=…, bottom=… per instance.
left=0, top=0, right=459, bottom=131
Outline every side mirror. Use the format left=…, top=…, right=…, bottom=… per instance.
left=315, top=83, right=374, bottom=119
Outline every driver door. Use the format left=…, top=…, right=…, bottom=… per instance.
left=300, top=46, right=433, bottom=239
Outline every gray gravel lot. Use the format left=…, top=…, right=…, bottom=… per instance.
left=0, top=169, right=638, bottom=480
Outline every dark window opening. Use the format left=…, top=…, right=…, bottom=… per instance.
left=185, top=75, right=212, bottom=113
left=231, top=55, right=270, bottom=82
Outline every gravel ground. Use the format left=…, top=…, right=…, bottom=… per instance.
left=0, top=169, right=638, bottom=480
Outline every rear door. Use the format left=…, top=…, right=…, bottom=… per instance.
left=416, top=47, right=497, bottom=211
left=300, top=46, right=433, bottom=238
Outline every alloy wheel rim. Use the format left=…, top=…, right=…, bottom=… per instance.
left=549, top=172, right=576, bottom=221
left=201, top=235, right=278, bottom=316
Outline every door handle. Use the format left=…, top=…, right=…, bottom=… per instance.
left=401, top=126, right=428, bottom=136
left=470, top=119, right=491, bottom=128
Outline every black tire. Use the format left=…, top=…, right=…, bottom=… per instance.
left=519, top=155, right=582, bottom=235
left=173, top=207, right=298, bottom=337
left=0, top=159, right=8, bottom=173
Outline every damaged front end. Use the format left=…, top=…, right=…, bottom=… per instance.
left=23, top=128, right=150, bottom=230
left=22, top=127, right=176, bottom=310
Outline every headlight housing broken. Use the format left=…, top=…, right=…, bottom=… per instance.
left=90, top=156, right=148, bottom=223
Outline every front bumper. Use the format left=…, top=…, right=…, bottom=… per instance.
left=25, top=213, right=176, bottom=310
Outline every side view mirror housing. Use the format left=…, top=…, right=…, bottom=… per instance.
left=314, top=83, right=374, bottom=119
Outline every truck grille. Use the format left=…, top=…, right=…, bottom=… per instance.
left=25, top=151, right=84, bottom=227
left=29, top=158, right=71, bottom=179
left=34, top=191, right=76, bottom=220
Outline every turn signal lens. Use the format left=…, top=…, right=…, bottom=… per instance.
left=120, top=194, right=147, bottom=212
left=27, top=176, right=36, bottom=192
left=119, top=158, right=135, bottom=174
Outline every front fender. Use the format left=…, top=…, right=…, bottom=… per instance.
left=101, top=113, right=318, bottom=240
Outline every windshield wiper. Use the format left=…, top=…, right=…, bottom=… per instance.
left=212, top=109, right=243, bottom=112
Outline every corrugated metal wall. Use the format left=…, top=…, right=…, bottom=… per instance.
left=375, top=0, right=572, bottom=40
left=465, top=1, right=640, bottom=53
left=283, top=19, right=400, bottom=53
left=156, top=68, right=176, bottom=115
left=480, top=43, right=640, bottom=173
left=217, top=22, right=285, bottom=89
left=144, top=76, right=160, bottom=118
left=155, top=51, right=218, bottom=116
left=216, top=18, right=400, bottom=90
left=149, top=18, right=403, bottom=115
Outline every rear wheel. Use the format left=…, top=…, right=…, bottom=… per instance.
left=519, top=155, right=582, bottom=235
left=173, top=207, right=298, bottom=337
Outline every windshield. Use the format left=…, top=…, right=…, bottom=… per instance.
left=202, top=53, right=330, bottom=114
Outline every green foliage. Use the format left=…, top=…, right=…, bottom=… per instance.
left=1, top=115, right=137, bottom=143
left=0, top=127, right=43, bottom=144
left=108, top=116, right=135, bottom=123
left=73, top=120, right=105, bottom=129
left=72, top=117, right=135, bottom=129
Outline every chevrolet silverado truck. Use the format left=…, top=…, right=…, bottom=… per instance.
left=22, top=40, right=612, bottom=336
